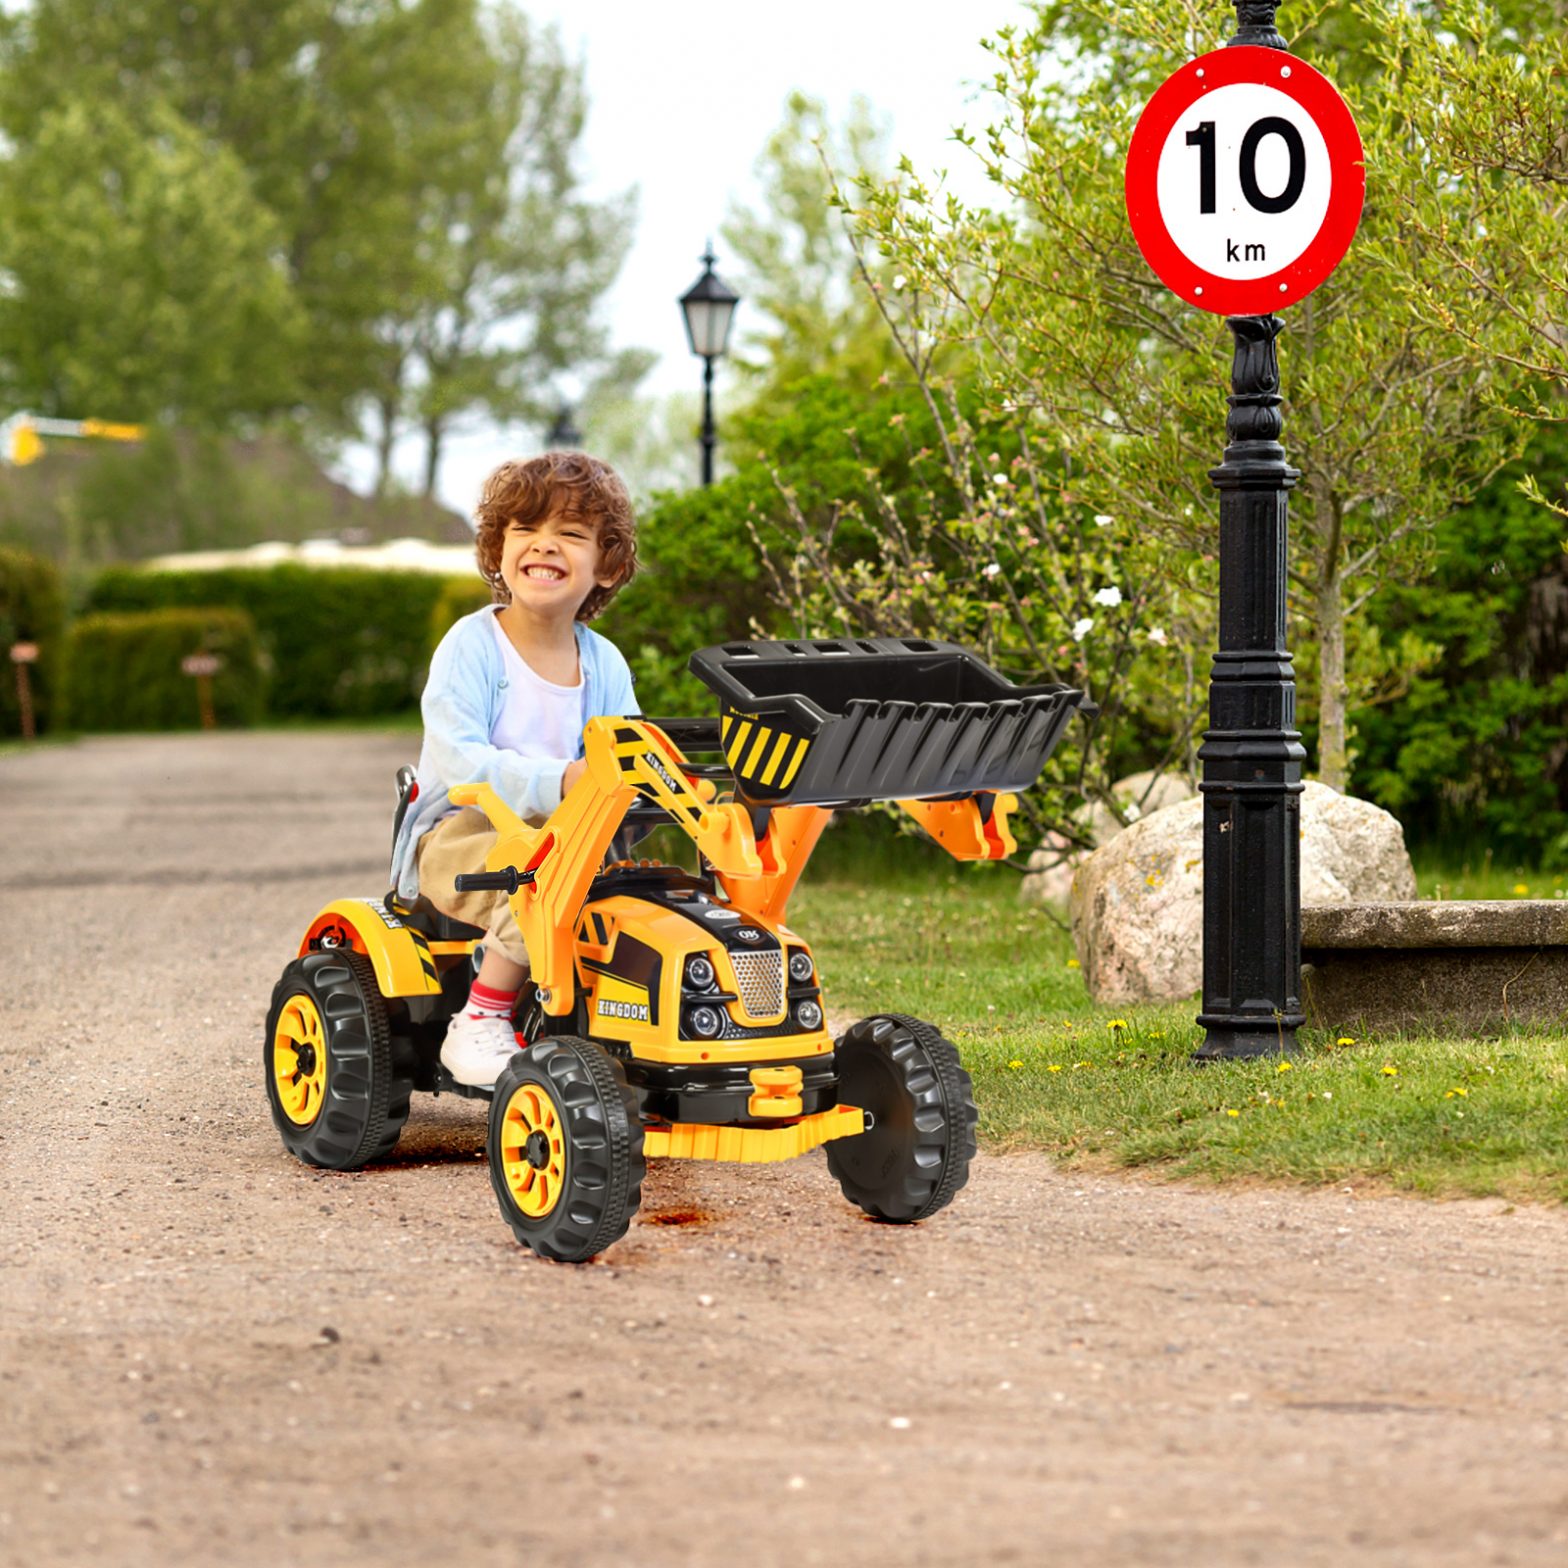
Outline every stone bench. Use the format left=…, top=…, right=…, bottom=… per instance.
left=1301, top=901, right=1568, bottom=1035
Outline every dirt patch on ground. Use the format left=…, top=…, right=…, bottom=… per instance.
left=3, top=733, right=1565, bottom=1567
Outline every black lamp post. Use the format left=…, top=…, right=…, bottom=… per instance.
left=678, top=244, right=739, bottom=486
left=546, top=403, right=582, bottom=448
left=1193, top=0, right=1305, bottom=1060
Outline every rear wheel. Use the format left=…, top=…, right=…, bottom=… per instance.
left=488, top=1037, right=645, bottom=1263
left=827, top=1013, right=977, bottom=1222
left=264, top=950, right=412, bottom=1169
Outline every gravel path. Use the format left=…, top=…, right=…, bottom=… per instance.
left=2, top=732, right=1565, bottom=1567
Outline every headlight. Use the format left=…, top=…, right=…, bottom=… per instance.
left=795, top=999, right=823, bottom=1030
left=686, top=1004, right=723, bottom=1039
left=685, top=954, right=716, bottom=990
left=788, top=951, right=814, bottom=983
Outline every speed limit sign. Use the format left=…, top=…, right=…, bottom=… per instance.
left=1125, top=46, right=1363, bottom=315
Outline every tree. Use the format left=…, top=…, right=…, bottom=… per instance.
left=0, top=97, right=302, bottom=422
left=721, top=92, right=901, bottom=409
left=0, top=0, right=634, bottom=464
left=833, top=0, right=1549, bottom=791
left=388, top=8, right=636, bottom=496
left=1367, top=0, right=1568, bottom=516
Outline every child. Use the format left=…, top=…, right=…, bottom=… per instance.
left=389, top=451, right=640, bottom=1087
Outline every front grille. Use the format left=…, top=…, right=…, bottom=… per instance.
left=730, top=951, right=784, bottom=1019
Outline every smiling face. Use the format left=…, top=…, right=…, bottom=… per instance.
left=498, top=512, right=617, bottom=621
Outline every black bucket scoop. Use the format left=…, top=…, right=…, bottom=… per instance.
left=688, top=636, right=1092, bottom=806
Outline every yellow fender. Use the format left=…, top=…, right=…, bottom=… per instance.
left=297, top=898, right=445, bottom=999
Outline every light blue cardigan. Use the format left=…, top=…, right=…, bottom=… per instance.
left=390, top=607, right=638, bottom=900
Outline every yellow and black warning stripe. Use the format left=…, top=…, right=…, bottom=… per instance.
left=721, top=709, right=813, bottom=793
left=407, top=926, right=439, bottom=987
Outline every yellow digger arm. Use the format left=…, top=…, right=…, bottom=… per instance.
left=447, top=718, right=763, bottom=1016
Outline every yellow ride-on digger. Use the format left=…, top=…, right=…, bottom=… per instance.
left=264, top=637, right=1089, bottom=1262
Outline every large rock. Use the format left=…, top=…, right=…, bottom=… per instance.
left=1020, top=769, right=1197, bottom=905
left=1069, top=781, right=1418, bottom=1004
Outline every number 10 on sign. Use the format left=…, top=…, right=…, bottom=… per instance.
left=1125, top=46, right=1363, bottom=316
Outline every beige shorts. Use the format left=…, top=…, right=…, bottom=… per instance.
left=414, top=807, right=530, bottom=968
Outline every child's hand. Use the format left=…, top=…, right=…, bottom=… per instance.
left=562, top=758, right=588, bottom=797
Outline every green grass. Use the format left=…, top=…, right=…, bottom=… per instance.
left=787, top=840, right=1568, bottom=1203
left=1412, top=849, right=1568, bottom=903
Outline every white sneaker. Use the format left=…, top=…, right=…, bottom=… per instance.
left=440, top=1011, right=523, bottom=1088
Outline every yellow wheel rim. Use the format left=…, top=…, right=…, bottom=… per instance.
left=273, top=994, right=328, bottom=1127
left=499, top=1080, right=567, bottom=1219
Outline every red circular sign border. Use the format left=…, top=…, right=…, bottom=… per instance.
left=1125, top=46, right=1365, bottom=316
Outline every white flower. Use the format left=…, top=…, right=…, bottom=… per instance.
left=1146, top=626, right=1168, bottom=646
left=1071, top=616, right=1095, bottom=641
left=982, top=562, right=1002, bottom=579
left=1092, top=585, right=1122, bottom=608
left=892, top=273, right=907, bottom=290
left=1093, top=513, right=1112, bottom=528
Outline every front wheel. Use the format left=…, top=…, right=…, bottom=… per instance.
left=263, top=950, right=411, bottom=1169
left=827, top=1014, right=978, bottom=1223
left=487, top=1037, right=645, bottom=1263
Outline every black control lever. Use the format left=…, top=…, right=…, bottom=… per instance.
left=453, top=866, right=532, bottom=894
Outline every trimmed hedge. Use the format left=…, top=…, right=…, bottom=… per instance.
left=86, top=564, right=464, bottom=718
left=0, top=547, right=66, bottom=735
left=62, top=608, right=265, bottom=732
left=428, top=577, right=494, bottom=659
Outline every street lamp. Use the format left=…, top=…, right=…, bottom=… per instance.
left=678, top=243, right=739, bottom=486
left=546, top=403, right=582, bottom=448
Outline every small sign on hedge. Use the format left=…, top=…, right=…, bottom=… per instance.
left=61, top=609, right=263, bottom=733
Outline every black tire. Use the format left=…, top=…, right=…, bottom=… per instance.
left=263, top=950, right=412, bottom=1170
left=826, top=1013, right=978, bottom=1223
left=487, top=1037, right=646, bottom=1263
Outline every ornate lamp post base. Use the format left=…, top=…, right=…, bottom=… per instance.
left=1194, top=312, right=1306, bottom=1062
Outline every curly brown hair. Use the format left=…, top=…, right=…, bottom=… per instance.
left=473, top=451, right=639, bottom=622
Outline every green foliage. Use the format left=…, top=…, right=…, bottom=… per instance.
left=597, top=375, right=936, bottom=718
left=86, top=565, right=464, bottom=719
left=721, top=92, right=900, bottom=408
left=61, top=607, right=263, bottom=731
left=0, top=96, right=302, bottom=423
left=1357, top=432, right=1568, bottom=859
left=0, top=547, right=65, bottom=733
left=605, top=481, right=779, bottom=717
left=358, top=4, right=638, bottom=493
left=808, top=0, right=1551, bottom=801
left=428, top=578, right=495, bottom=660
left=0, top=0, right=633, bottom=466
left=1368, top=0, right=1568, bottom=461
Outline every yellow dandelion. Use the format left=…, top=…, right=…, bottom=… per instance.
left=1007, top=1059, right=1025, bottom=1070
left=1336, top=1036, right=1357, bottom=1047
left=1512, top=882, right=1529, bottom=896
left=1225, top=1108, right=1240, bottom=1118
left=1047, top=1064, right=1064, bottom=1073
left=1276, top=1061, right=1293, bottom=1073
left=1381, top=1064, right=1398, bottom=1077
left=1108, top=1018, right=1129, bottom=1031
left=1073, top=1060, right=1091, bottom=1069
left=1447, top=1086, right=1469, bottom=1098
left=1066, top=958, right=1081, bottom=970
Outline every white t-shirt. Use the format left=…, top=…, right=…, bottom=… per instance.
left=487, top=612, right=585, bottom=759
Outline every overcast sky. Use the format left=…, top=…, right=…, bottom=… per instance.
left=334, top=0, right=1030, bottom=515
